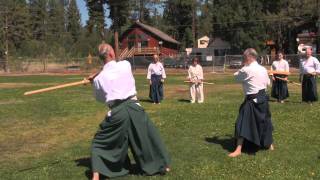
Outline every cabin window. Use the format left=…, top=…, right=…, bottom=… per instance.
left=128, top=34, right=136, bottom=40
left=128, top=41, right=135, bottom=49
left=137, top=33, right=148, bottom=41
left=141, top=40, right=148, bottom=47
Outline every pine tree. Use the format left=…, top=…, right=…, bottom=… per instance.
left=47, top=0, right=66, bottom=43
left=0, top=0, right=31, bottom=55
left=29, top=0, right=48, bottom=41
left=108, top=0, right=130, bottom=56
left=213, top=0, right=269, bottom=53
left=198, top=0, right=213, bottom=38
left=67, top=0, right=81, bottom=43
left=163, top=0, right=194, bottom=48
left=86, top=0, right=106, bottom=39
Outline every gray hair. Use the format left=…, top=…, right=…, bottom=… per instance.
left=243, top=48, right=258, bottom=58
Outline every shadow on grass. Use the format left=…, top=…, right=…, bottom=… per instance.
left=177, top=99, right=190, bottom=103
left=75, top=157, right=91, bottom=179
left=269, top=98, right=302, bottom=104
left=139, top=98, right=154, bottom=103
left=206, top=136, right=266, bottom=155
left=205, top=135, right=235, bottom=152
left=74, top=157, right=144, bottom=179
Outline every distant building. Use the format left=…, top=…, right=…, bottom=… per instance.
left=120, top=21, right=180, bottom=58
left=296, top=32, right=317, bottom=54
left=187, top=37, right=231, bottom=63
left=197, top=36, right=210, bottom=48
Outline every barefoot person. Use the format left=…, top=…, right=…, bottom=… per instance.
left=299, top=47, right=320, bottom=104
left=229, top=48, right=274, bottom=158
left=91, top=43, right=170, bottom=179
left=187, top=57, right=204, bottom=103
left=147, top=54, right=166, bottom=104
left=270, top=51, right=290, bottom=103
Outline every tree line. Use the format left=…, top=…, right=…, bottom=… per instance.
left=0, top=0, right=319, bottom=61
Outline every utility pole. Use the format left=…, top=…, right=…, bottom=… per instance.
left=192, top=0, right=196, bottom=48
left=4, top=10, right=9, bottom=72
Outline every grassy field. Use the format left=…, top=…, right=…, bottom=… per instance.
left=0, top=73, right=319, bottom=180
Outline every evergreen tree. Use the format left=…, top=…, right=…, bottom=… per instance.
left=163, top=0, right=194, bottom=49
left=29, top=0, right=48, bottom=41
left=86, top=0, right=106, bottom=39
left=0, top=0, right=31, bottom=56
left=198, top=0, right=213, bottom=37
left=67, top=0, right=81, bottom=43
left=47, top=0, right=66, bottom=43
left=213, top=0, right=269, bottom=53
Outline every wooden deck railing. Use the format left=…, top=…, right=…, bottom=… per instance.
left=119, top=47, right=160, bottom=59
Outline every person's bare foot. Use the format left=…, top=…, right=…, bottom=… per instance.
left=92, top=172, right=99, bottom=180
left=228, top=151, right=241, bottom=157
left=165, top=167, right=170, bottom=172
left=269, top=144, right=274, bottom=151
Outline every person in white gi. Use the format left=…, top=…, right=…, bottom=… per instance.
left=91, top=44, right=170, bottom=179
left=270, top=51, right=290, bottom=103
left=147, top=54, right=166, bottom=104
left=188, top=57, right=204, bottom=103
left=229, top=48, right=274, bottom=158
left=299, top=47, right=320, bottom=103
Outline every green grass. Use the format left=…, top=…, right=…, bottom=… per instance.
left=0, top=73, right=319, bottom=180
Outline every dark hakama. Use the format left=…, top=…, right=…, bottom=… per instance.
left=302, top=74, right=318, bottom=102
left=149, top=74, right=163, bottom=103
left=271, top=74, right=289, bottom=101
left=235, top=89, right=273, bottom=150
left=91, top=99, right=170, bottom=178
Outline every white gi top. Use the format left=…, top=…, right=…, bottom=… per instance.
left=299, top=56, right=320, bottom=74
left=234, top=61, right=270, bottom=95
left=147, top=62, right=166, bottom=79
left=271, top=59, right=289, bottom=72
left=188, top=64, right=203, bottom=80
left=93, top=60, right=137, bottom=103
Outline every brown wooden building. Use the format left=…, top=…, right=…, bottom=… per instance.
left=119, top=21, right=180, bottom=58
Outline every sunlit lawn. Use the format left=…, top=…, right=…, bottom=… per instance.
left=0, top=72, right=319, bottom=179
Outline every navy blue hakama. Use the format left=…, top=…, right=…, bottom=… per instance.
left=149, top=74, right=163, bottom=103
left=302, top=74, right=318, bottom=102
left=271, top=74, right=289, bottom=101
left=235, top=89, right=274, bottom=150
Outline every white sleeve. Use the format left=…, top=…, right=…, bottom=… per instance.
left=199, top=66, right=204, bottom=80
left=93, top=79, right=107, bottom=103
left=161, top=64, right=166, bottom=79
left=147, top=64, right=152, bottom=79
left=188, top=67, right=192, bottom=79
left=314, top=58, right=320, bottom=73
left=234, top=68, right=251, bottom=82
left=285, top=61, right=290, bottom=72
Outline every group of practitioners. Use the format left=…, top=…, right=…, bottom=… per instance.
left=88, top=43, right=319, bottom=179
left=147, top=54, right=204, bottom=104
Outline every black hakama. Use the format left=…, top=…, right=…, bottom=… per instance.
left=302, top=74, right=318, bottom=102
left=149, top=74, right=163, bottom=103
left=235, top=89, right=274, bottom=150
left=271, top=74, right=289, bottom=101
